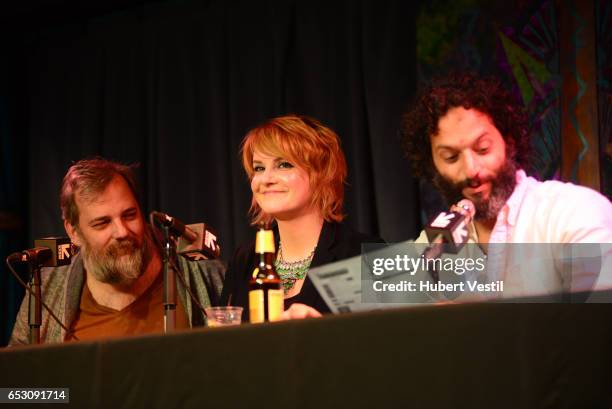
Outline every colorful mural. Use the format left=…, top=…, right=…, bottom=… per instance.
left=415, top=0, right=609, bottom=222
left=417, top=0, right=561, bottom=179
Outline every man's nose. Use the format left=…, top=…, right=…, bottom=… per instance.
left=111, top=219, right=130, bottom=239
left=461, top=151, right=481, bottom=181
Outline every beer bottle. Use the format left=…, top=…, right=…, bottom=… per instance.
left=248, top=225, right=283, bottom=323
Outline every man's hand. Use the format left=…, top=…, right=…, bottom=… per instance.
left=280, top=303, right=322, bottom=320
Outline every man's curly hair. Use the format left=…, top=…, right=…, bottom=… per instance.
left=401, top=73, right=531, bottom=181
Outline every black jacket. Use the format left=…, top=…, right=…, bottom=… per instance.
left=220, top=221, right=376, bottom=321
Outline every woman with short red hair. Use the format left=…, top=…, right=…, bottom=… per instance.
left=221, top=114, right=374, bottom=320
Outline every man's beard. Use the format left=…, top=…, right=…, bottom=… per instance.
left=80, top=227, right=154, bottom=286
left=432, top=159, right=518, bottom=222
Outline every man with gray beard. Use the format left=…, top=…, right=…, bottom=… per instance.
left=9, top=158, right=224, bottom=345
left=401, top=73, right=612, bottom=297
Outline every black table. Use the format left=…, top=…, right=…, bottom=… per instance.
left=1, top=300, right=611, bottom=408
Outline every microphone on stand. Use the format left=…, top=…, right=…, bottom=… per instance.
left=149, top=210, right=222, bottom=333
left=6, top=237, right=76, bottom=344
left=7, top=237, right=75, bottom=267
left=151, top=211, right=198, bottom=242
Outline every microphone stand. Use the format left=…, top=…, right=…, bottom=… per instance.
left=27, top=262, right=42, bottom=345
left=160, top=225, right=177, bottom=333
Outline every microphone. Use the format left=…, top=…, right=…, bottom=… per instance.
left=151, top=211, right=198, bottom=243
left=7, top=247, right=52, bottom=264
left=8, top=237, right=75, bottom=267
left=422, top=199, right=475, bottom=261
left=178, top=223, right=221, bottom=260
left=6, top=237, right=76, bottom=344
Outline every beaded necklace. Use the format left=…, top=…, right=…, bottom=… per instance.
left=275, top=243, right=316, bottom=294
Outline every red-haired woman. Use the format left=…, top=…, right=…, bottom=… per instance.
left=220, top=115, right=374, bottom=320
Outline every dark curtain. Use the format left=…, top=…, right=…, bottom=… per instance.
left=1, top=38, right=29, bottom=346
left=2, top=0, right=421, bottom=344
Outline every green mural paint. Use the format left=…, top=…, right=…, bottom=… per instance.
left=499, top=32, right=552, bottom=105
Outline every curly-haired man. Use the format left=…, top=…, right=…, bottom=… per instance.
left=402, top=73, right=612, bottom=296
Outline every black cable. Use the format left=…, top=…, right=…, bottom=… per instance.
left=5, top=257, right=79, bottom=342
left=170, top=258, right=209, bottom=318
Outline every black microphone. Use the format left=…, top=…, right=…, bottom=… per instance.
left=422, top=199, right=475, bottom=261
left=151, top=211, right=198, bottom=243
left=7, top=247, right=52, bottom=265
left=178, top=223, right=221, bottom=260
left=8, top=237, right=74, bottom=267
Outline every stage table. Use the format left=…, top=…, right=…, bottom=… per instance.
left=1, top=300, right=611, bottom=408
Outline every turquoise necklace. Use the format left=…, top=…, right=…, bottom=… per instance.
left=275, top=243, right=316, bottom=294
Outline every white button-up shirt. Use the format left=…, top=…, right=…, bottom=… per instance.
left=416, top=170, right=612, bottom=298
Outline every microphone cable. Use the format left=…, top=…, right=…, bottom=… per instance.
left=170, top=258, right=209, bottom=319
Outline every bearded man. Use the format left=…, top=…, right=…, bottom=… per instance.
left=10, top=158, right=224, bottom=345
left=401, top=73, right=612, bottom=296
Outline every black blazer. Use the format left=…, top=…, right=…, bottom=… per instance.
left=220, top=221, right=376, bottom=321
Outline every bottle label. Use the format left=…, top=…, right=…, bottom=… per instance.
left=249, top=290, right=265, bottom=323
left=268, top=289, right=284, bottom=322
